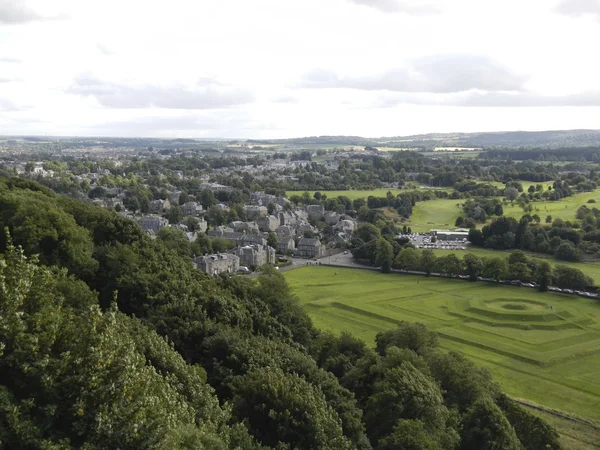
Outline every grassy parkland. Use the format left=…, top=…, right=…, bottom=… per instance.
left=406, top=189, right=600, bottom=232
left=284, top=266, right=600, bottom=423
left=285, top=187, right=600, bottom=232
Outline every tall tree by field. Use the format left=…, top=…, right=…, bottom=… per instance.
left=375, top=238, right=394, bottom=273
left=535, top=261, right=553, bottom=292
left=394, top=247, right=420, bottom=271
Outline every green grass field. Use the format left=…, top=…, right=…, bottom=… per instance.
left=285, top=267, right=600, bottom=422
left=524, top=406, right=600, bottom=450
left=406, top=198, right=464, bottom=231
left=406, top=189, right=600, bottom=232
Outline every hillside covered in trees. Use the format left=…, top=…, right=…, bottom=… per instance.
left=0, top=177, right=562, bottom=449
left=248, top=129, right=600, bottom=150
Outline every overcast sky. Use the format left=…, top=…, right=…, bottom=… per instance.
left=1, top=0, right=600, bottom=138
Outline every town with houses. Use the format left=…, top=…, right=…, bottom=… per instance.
left=129, top=190, right=355, bottom=275
left=0, top=143, right=369, bottom=276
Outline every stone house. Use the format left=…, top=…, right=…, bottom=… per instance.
left=207, top=227, right=246, bottom=244
left=230, top=244, right=276, bottom=268
left=201, top=183, right=233, bottom=193
left=197, top=218, right=208, bottom=232
left=182, top=201, right=203, bottom=216
left=244, top=205, right=268, bottom=220
left=306, top=205, right=325, bottom=221
left=334, top=219, right=356, bottom=234
left=277, top=237, right=296, bottom=255
left=149, top=199, right=171, bottom=213
left=258, top=215, right=280, bottom=232
left=194, top=253, right=239, bottom=276
left=241, top=234, right=267, bottom=246
left=138, top=215, right=169, bottom=234
left=246, top=221, right=261, bottom=234
left=324, top=211, right=341, bottom=225
left=171, top=191, right=182, bottom=204
left=276, top=225, right=295, bottom=238
left=296, top=224, right=317, bottom=236
left=228, top=221, right=249, bottom=232
left=228, top=221, right=260, bottom=234
left=296, top=238, right=324, bottom=258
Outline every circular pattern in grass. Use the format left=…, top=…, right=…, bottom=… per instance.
left=501, top=303, right=528, bottom=311
left=486, top=299, right=549, bottom=313
left=458, top=298, right=564, bottom=324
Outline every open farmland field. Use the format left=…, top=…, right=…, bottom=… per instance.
left=285, top=267, right=600, bottom=422
left=286, top=189, right=402, bottom=200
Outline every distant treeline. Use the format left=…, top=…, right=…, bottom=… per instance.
left=482, top=147, right=600, bottom=161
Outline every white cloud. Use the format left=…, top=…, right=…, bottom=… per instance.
left=66, top=75, right=255, bottom=110
left=0, top=0, right=68, bottom=24
left=555, top=0, right=600, bottom=20
left=0, top=0, right=599, bottom=137
left=300, top=55, right=527, bottom=93
left=347, top=0, right=440, bottom=14
left=0, top=0, right=43, bottom=24
left=0, top=97, right=25, bottom=111
left=375, top=90, right=600, bottom=107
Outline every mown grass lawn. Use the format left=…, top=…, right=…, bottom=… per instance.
left=285, top=266, right=600, bottom=422
left=405, top=198, right=464, bottom=231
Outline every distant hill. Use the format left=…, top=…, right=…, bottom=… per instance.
left=3, top=129, right=600, bottom=150
left=250, top=129, right=600, bottom=149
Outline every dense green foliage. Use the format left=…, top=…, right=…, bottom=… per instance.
left=0, top=178, right=563, bottom=449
